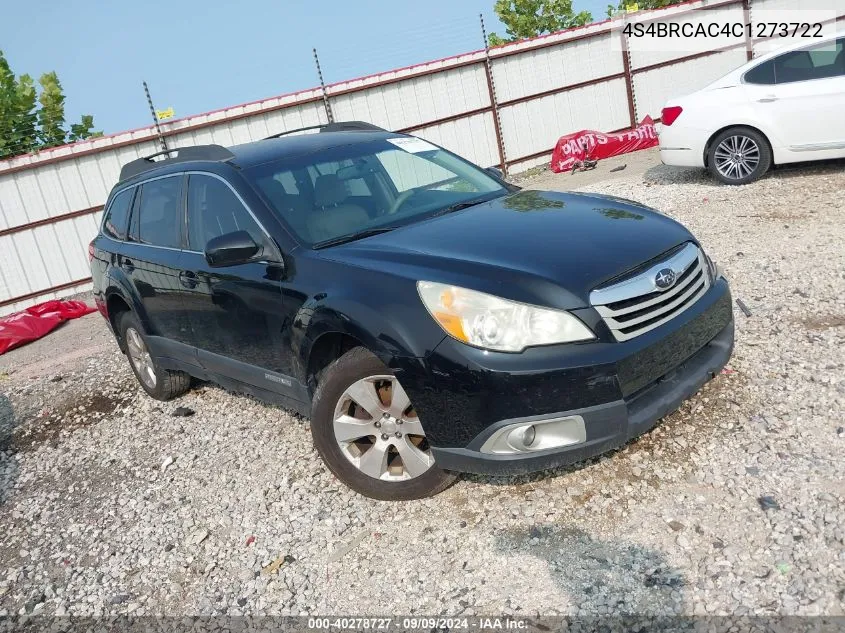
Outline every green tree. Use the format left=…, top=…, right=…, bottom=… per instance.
left=37, top=71, right=67, bottom=148
left=13, top=74, right=38, bottom=153
left=69, top=114, right=102, bottom=143
left=488, top=0, right=593, bottom=46
left=0, top=52, right=101, bottom=159
left=0, top=51, right=16, bottom=157
left=606, top=0, right=684, bottom=17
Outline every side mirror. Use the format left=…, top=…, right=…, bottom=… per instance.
left=205, top=230, right=260, bottom=267
left=485, top=166, right=504, bottom=180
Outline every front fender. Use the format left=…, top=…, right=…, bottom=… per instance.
left=296, top=294, right=447, bottom=375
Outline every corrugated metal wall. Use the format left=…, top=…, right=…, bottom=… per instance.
left=1, top=0, right=843, bottom=314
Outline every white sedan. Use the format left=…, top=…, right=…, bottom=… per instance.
left=659, top=31, right=845, bottom=184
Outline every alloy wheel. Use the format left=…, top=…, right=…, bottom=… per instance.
left=332, top=374, right=434, bottom=481
left=713, top=135, right=760, bottom=181
left=126, top=327, right=157, bottom=389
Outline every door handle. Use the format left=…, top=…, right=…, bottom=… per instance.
left=178, top=270, right=199, bottom=288
left=120, top=258, right=135, bottom=272
left=758, top=95, right=778, bottom=103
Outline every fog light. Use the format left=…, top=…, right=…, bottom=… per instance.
left=522, top=425, right=536, bottom=447
left=481, top=416, right=587, bottom=454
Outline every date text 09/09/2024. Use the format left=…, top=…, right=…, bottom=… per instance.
left=623, top=21, right=823, bottom=38
left=307, top=617, right=529, bottom=630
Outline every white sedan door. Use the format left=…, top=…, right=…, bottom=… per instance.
left=743, top=37, right=845, bottom=151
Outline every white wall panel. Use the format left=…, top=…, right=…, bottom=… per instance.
left=627, top=4, right=746, bottom=71
left=0, top=177, right=26, bottom=228
left=500, top=78, right=630, bottom=163
left=412, top=112, right=500, bottom=169
left=493, top=32, right=623, bottom=103
left=633, top=48, right=748, bottom=117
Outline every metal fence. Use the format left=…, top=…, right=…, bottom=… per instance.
left=0, top=0, right=842, bottom=314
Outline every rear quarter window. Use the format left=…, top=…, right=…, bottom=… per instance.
left=744, top=60, right=775, bottom=85
left=102, top=188, right=134, bottom=240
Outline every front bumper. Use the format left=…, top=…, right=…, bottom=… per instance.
left=403, top=279, right=734, bottom=475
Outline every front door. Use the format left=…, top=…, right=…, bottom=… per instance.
left=177, top=173, right=303, bottom=400
left=743, top=37, right=845, bottom=150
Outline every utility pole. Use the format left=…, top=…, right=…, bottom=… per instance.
left=143, top=81, right=168, bottom=152
left=480, top=14, right=508, bottom=177
left=313, top=48, right=334, bottom=124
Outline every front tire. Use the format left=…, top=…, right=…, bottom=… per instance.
left=118, top=312, right=191, bottom=401
left=707, top=127, right=771, bottom=185
left=311, top=347, right=457, bottom=500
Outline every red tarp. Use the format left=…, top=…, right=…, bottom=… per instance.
left=550, top=116, right=659, bottom=173
left=0, top=300, right=96, bottom=356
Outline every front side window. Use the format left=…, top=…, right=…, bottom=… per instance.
left=102, top=188, right=134, bottom=240
left=135, top=176, right=183, bottom=249
left=245, top=137, right=507, bottom=247
left=186, top=174, right=267, bottom=253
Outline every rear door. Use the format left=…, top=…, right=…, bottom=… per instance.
left=120, top=174, right=194, bottom=352
left=743, top=38, right=845, bottom=150
left=177, top=173, right=302, bottom=398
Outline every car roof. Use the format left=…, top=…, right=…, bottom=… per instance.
left=113, top=124, right=404, bottom=190
left=227, top=130, right=397, bottom=169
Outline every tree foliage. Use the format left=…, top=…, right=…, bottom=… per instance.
left=606, top=0, right=686, bottom=17
left=37, top=72, right=67, bottom=149
left=0, top=51, right=101, bottom=159
left=488, top=0, right=593, bottom=46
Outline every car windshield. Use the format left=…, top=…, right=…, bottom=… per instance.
left=243, top=136, right=508, bottom=247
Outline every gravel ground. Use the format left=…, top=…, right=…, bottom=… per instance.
left=1, top=156, right=843, bottom=617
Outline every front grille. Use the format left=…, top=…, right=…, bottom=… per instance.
left=590, top=242, right=711, bottom=342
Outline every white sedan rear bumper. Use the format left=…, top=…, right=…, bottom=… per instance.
left=658, top=124, right=708, bottom=168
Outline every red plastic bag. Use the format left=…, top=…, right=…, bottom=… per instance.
left=0, top=300, right=96, bottom=356
left=550, top=116, right=658, bottom=173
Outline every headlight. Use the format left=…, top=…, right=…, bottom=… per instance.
left=417, top=281, right=594, bottom=352
left=703, top=250, right=718, bottom=281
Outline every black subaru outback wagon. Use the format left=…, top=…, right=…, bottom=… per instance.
left=91, top=121, right=734, bottom=500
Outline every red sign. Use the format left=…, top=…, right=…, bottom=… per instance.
left=0, top=300, right=95, bottom=355
left=550, top=116, right=658, bottom=173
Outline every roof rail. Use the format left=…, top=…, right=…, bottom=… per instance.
left=264, top=120, right=385, bottom=140
left=119, top=145, right=235, bottom=182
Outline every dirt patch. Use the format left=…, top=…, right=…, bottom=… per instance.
left=797, top=314, right=845, bottom=330
left=6, top=390, right=134, bottom=453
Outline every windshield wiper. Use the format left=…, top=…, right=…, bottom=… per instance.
left=430, top=193, right=502, bottom=218
left=312, top=227, right=396, bottom=249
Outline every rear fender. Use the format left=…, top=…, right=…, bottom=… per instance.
left=105, top=266, right=153, bottom=337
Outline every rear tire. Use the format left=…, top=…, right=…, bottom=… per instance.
left=707, top=127, right=771, bottom=185
left=311, top=347, right=457, bottom=500
left=118, top=312, right=191, bottom=401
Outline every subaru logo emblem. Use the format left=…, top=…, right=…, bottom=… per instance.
left=654, top=268, right=676, bottom=289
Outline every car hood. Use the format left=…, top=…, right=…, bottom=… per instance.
left=318, top=190, right=695, bottom=309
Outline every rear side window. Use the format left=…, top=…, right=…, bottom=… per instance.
left=186, top=174, right=266, bottom=252
left=102, top=188, right=134, bottom=240
left=747, top=38, right=845, bottom=84
left=135, top=176, right=183, bottom=249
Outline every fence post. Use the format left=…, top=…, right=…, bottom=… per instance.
left=742, top=0, right=754, bottom=60
left=619, top=28, right=637, bottom=128
left=480, top=14, right=509, bottom=177
left=143, top=81, right=167, bottom=152
left=313, top=48, right=334, bottom=124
